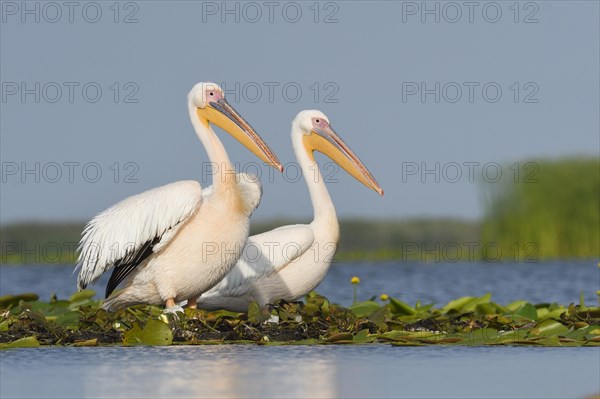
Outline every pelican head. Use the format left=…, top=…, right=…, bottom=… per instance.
left=293, top=110, right=383, bottom=195
left=190, top=82, right=283, bottom=171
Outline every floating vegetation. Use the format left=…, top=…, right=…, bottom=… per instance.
left=1, top=289, right=599, bottom=348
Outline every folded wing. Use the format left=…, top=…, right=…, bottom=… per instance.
left=75, top=180, right=203, bottom=294
left=203, top=224, right=315, bottom=298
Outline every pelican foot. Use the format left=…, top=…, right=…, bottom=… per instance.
left=163, top=305, right=185, bottom=317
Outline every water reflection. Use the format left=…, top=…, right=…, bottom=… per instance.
left=81, top=346, right=337, bottom=398
left=1, top=345, right=599, bottom=399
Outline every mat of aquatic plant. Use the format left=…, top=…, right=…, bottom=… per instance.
left=1, top=290, right=598, bottom=348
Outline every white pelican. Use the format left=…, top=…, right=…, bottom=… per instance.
left=197, top=110, right=383, bottom=311
left=75, top=82, right=282, bottom=311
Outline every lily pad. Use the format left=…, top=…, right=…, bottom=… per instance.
left=530, top=319, right=569, bottom=337
left=123, top=319, right=173, bottom=346
left=0, top=293, right=39, bottom=308
left=349, top=301, right=380, bottom=318
left=512, top=303, right=538, bottom=321
left=0, top=336, right=40, bottom=349
left=389, top=298, right=416, bottom=315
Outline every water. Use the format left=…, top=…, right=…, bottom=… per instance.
left=1, top=345, right=599, bottom=398
left=1, top=260, right=598, bottom=306
left=1, top=261, right=599, bottom=398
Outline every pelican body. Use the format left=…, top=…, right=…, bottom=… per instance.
left=75, top=83, right=282, bottom=311
left=198, top=110, right=383, bottom=311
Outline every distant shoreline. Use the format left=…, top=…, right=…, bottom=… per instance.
left=1, top=217, right=597, bottom=264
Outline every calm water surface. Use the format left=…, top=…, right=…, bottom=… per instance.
left=1, top=260, right=598, bottom=306
left=1, top=345, right=599, bottom=399
left=1, top=261, right=599, bottom=399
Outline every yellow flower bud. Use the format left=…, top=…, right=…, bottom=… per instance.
left=380, top=294, right=389, bottom=301
left=351, top=276, right=360, bottom=285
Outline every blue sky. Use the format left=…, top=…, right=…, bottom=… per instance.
left=1, top=1, right=598, bottom=223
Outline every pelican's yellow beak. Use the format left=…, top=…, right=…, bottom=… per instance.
left=303, top=125, right=383, bottom=195
left=197, top=99, right=283, bottom=171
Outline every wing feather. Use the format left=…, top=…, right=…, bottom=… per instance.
left=75, top=180, right=203, bottom=291
left=104, top=235, right=160, bottom=298
left=204, top=224, right=315, bottom=297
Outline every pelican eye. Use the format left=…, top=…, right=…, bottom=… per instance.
left=210, top=92, right=214, bottom=96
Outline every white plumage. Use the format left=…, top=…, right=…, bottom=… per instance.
left=74, top=82, right=281, bottom=310
left=76, top=181, right=202, bottom=291
left=198, top=110, right=383, bottom=311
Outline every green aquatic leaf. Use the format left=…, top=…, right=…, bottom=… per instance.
left=462, top=293, right=492, bottom=313
left=123, top=323, right=143, bottom=345
left=442, top=296, right=475, bottom=313
left=376, top=331, right=408, bottom=341
left=30, top=301, right=52, bottom=313
left=325, top=332, right=353, bottom=342
left=0, top=319, right=11, bottom=332
left=73, top=338, right=98, bottom=347
left=389, top=298, right=416, bottom=315
left=0, top=293, right=39, bottom=309
left=378, top=330, right=444, bottom=342
left=564, top=328, right=589, bottom=341
left=247, top=301, right=269, bottom=323
left=320, top=298, right=330, bottom=318
left=140, top=320, right=173, bottom=346
left=537, top=335, right=563, bottom=346
left=303, top=303, right=320, bottom=316
left=513, top=303, right=538, bottom=321
left=349, top=301, right=381, bottom=318
left=123, top=320, right=173, bottom=346
left=0, top=336, right=40, bottom=349
left=530, top=319, right=569, bottom=337
left=442, top=294, right=492, bottom=314
left=368, top=305, right=390, bottom=326
left=505, top=300, right=529, bottom=312
left=0, top=289, right=593, bottom=347
left=536, top=307, right=549, bottom=319
left=572, top=322, right=589, bottom=330
left=69, top=290, right=97, bottom=309
left=496, top=330, right=530, bottom=343
left=54, top=311, right=81, bottom=328
left=390, top=340, right=423, bottom=346
left=587, top=326, right=600, bottom=335
left=69, top=290, right=96, bottom=302
left=353, top=329, right=373, bottom=343
left=475, top=303, right=497, bottom=316
left=414, top=303, right=435, bottom=313
left=464, top=328, right=500, bottom=345
left=537, top=308, right=565, bottom=320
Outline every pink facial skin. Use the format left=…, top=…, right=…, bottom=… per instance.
left=312, top=117, right=329, bottom=130
left=205, top=87, right=223, bottom=102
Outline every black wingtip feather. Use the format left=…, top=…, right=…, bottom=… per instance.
left=105, top=236, right=161, bottom=298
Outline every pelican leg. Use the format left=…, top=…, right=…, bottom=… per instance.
left=187, top=297, right=198, bottom=309
left=165, top=298, right=176, bottom=308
